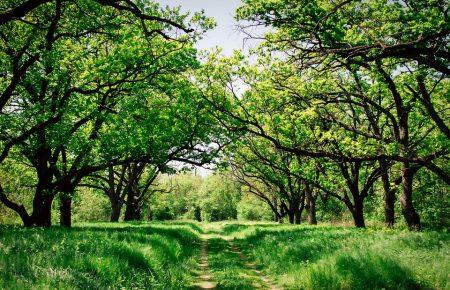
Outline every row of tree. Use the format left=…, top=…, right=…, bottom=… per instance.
left=197, top=0, right=449, bottom=230
left=0, top=0, right=226, bottom=227
left=0, top=0, right=448, bottom=231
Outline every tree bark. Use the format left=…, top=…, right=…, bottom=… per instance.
left=351, top=198, right=365, bottom=228
left=30, top=192, right=53, bottom=227
left=294, top=211, right=301, bottom=224
left=287, top=211, right=295, bottom=224
left=30, top=166, right=54, bottom=227
left=379, top=160, right=395, bottom=227
left=400, top=163, right=421, bottom=231
left=59, top=194, right=72, bottom=227
left=0, top=183, right=33, bottom=226
left=110, top=198, right=122, bottom=222
left=306, top=195, right=317, bottom=225
left=124, top=191, right=141, bottom=221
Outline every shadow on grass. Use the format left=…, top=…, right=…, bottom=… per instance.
left=109, top=243, right=154, bottom=271
left=0, top=223, right=202, bottom=289
left=236, top=226, right=355, bottom=266
left=232, top=225, right=432, bottom=290
left=69, top=224, right=201, bottom=245
left=305, top=254, right=424, bottom=290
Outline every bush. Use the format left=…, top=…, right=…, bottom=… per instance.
left=237, top=194, right=273, bottom=221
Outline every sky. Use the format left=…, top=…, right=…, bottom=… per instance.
left=155, top=0, right=252, bottom=55
left=155, top=1, right=253, bottom=177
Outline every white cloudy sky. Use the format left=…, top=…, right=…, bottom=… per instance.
left=155, top=0, right=258, bottom=55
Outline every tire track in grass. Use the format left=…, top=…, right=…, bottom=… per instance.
left=207, top=237, right=265, bottom=289
left=193, top=240, right=217, bottom=289
left=228, top=241, right=283, bottom=290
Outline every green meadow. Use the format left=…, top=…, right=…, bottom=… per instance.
left=0, top=222, right=448, bottom=289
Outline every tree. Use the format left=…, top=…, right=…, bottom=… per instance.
left=235, top=0, right=449, bottom=230
left=197, top=173, right=242, bottom=222
left=0, top=0, right=217, bottom=227
left=230, top=137, right=317, bottom=224
left=195, top=0, right=449, bottom=230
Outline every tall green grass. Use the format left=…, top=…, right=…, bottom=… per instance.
left=232, top=225, right=449, bottom=290
left=0, top=222, right=202, bottom=289
left=207, top=237, right=266, bottom=289
left=1, top=221, right=448, bottom=289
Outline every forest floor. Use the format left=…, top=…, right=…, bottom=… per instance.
left=0, top=221, right=448, bottom=289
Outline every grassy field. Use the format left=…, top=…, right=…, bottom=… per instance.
left=0, top=221, right=448, bottom=289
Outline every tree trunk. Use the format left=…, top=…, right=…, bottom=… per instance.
left=124, top=191, right=141, bottom=221
left=110, top=199, right=121, bottom=222
left=31, top=165, right=54, bottom=226
left=274, top=213, right=279, bottom=223
left=30, top=193, right=53, bottom=227
left=305, top=186, right=317, bottom=225
left=294, top=197, right=305, bottom=224
left=287, top=211, right=294, bottom=224
left=124, top=205, right=141, bottom=221
left=400, top=163, right=421, bottom=231
left=380, top=160, right=395, bottom=227
left=351, top=199, right=365, bottom=228
left=0, top=183, right=33, bottom=227
left=59, top=195, right=72, bottom=227
left=294, top=211, right=301, bottom=224
left=30, top=147, right=55, bottom=227
left=307, top=196, right=317, bottom=225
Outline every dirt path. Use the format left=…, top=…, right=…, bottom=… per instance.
left=193, top=240, right=217, bottom=289
left=228, top=241, right=283, bottom=290
left=194, top=226, right=282, bottom=290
